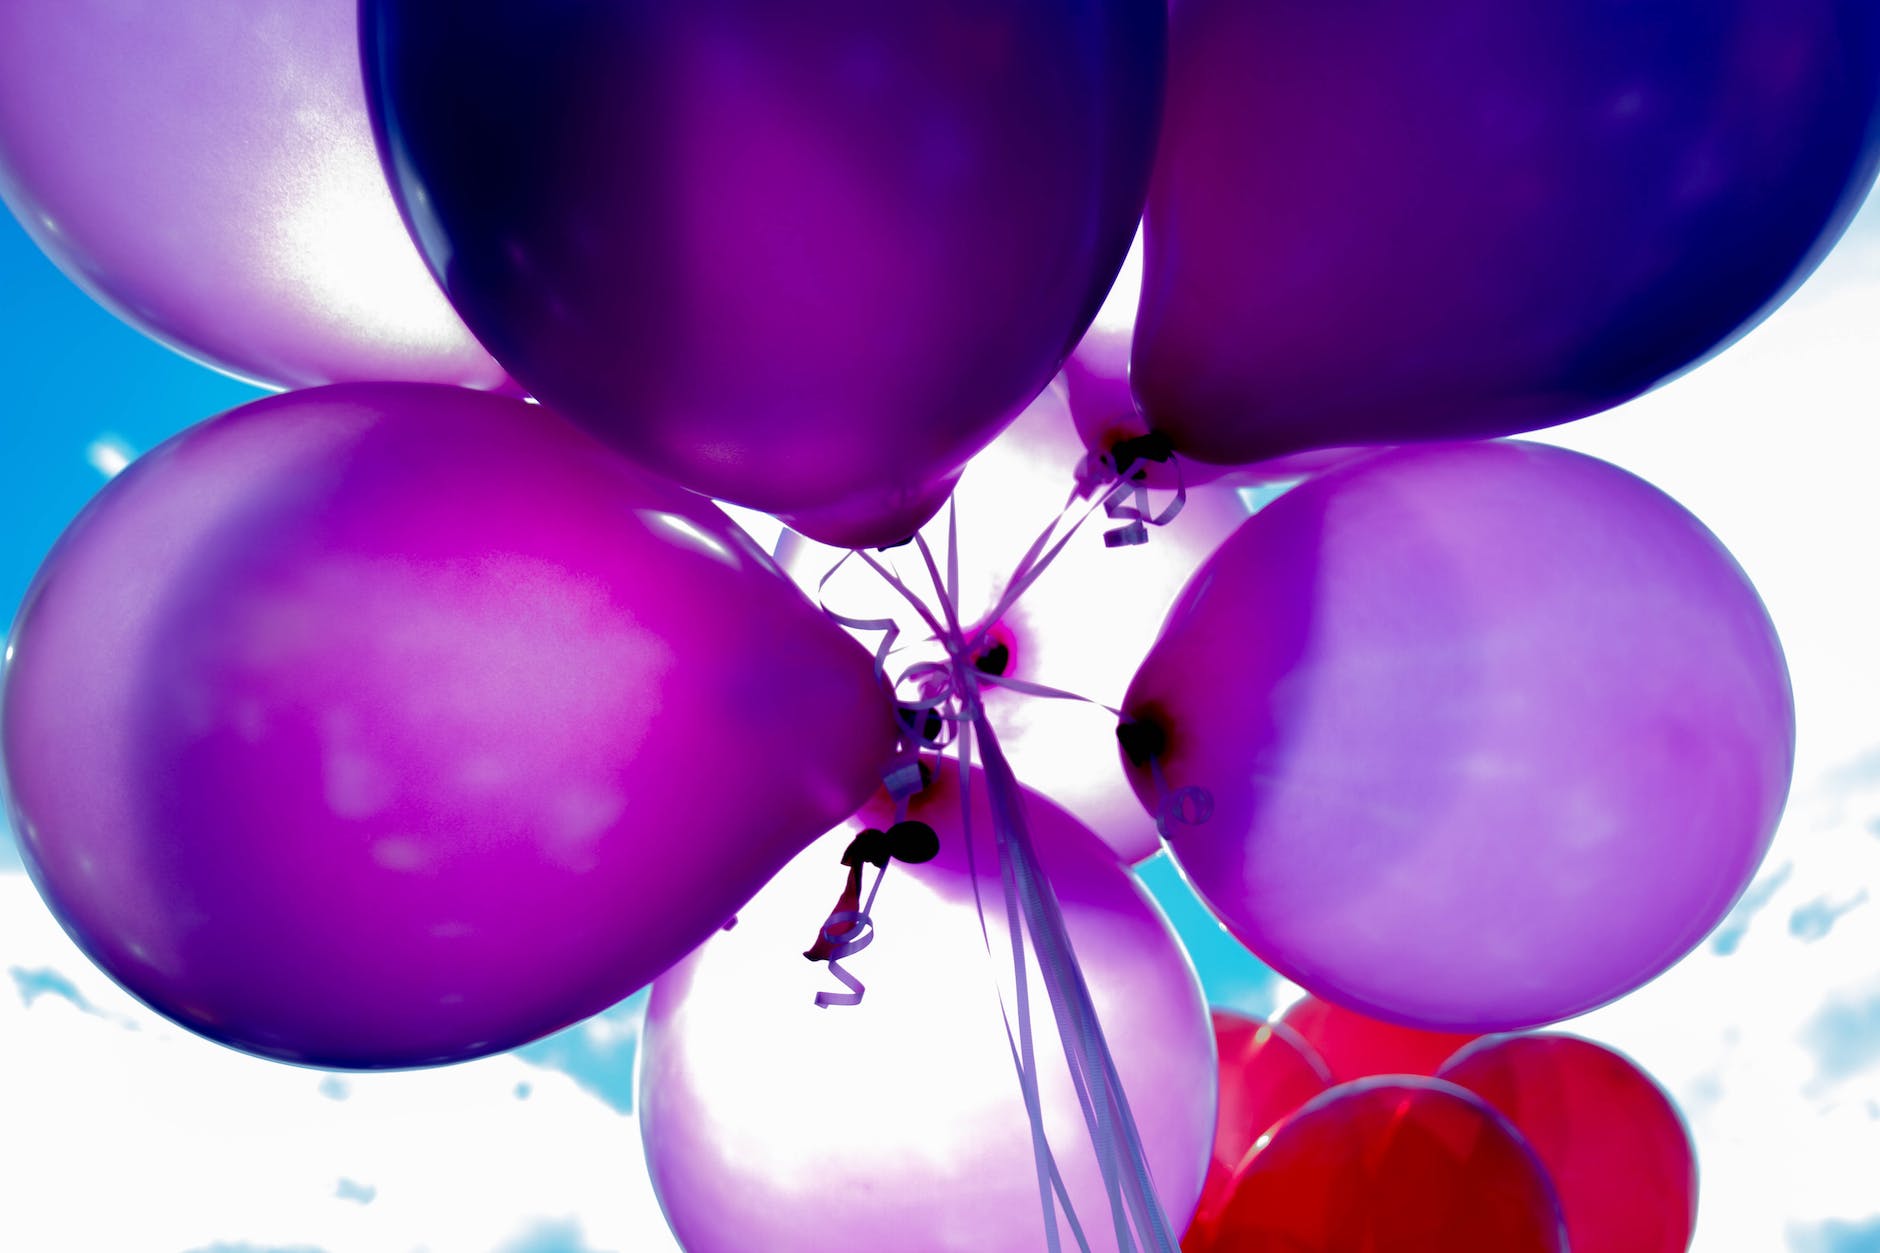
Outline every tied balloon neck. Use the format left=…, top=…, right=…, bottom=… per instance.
left=897, top=702, right=952, bottom=748
left=1115, top=717, right=1167, bottom=768
left=802, top=819, right=942, bottom=1009
left=1117, top=717, right=1214, bottom=841
left=1074, top=434, right=1189, bottom=548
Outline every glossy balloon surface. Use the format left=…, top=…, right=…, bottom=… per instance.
left=1191, top=1011, right=1332, bottom=1237
left=1281, top=996, right=1480, bottom=1084
left=0, top=0, right=506, bottom=391
left=640, top=765, right=1216, bottom=1252
left=1135, top=0, right=1880, bottom=465
left=1442, top=1034, right=1699, bottom=1253
left=1, top=384, right=894, bottom=1068
left=1185, top=1078, right=1567, bottom=1253
left=366, top=0, right=1165, bottom=547
left=1125, top=442, right=1794, bottom=1029
left=783, top=386, right=1252, bottom=862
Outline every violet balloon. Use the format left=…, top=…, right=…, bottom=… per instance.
left=1122, top=442, right=1794, bottom=1030
left=364, top=0, right=1165, bottom=548
left=0, top=384, right=895, bottom=1069
left=782, top=385, right=1253, bottom=863
left=0, top=0, right=507, bottom=391
left=639, top=765, right=1217, bottom=1252
left=1134, top=0, right=1880, bottom=466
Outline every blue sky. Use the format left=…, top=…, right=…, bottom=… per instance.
left=5, top=184, right=1880, bottom=1250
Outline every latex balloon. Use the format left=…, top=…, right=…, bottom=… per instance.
left=1184, top=1078, right=1567, bottom=1253
left=0, top=0, right=507, bottom=391
left=1280, top=996, right=1480, bottom=1084
left=639, top=765, right=1217, bottom=1252
left=1134, top=0, right=1880, bottom=466
left=0, top=384, right=895, bottom=1069
left=782, top=385, right=1253, bottom=862
left=1191, top=1011, right=1332, bottom=1238
left=1441, top=1034, right=1699, bottom=1253
left=365, top=0, right=1165, bottom=548
left=1123, top=441, right=1794, bottom=1030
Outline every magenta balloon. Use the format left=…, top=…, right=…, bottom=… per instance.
left=1122, top=442, right=1794, bottom=1030
left=1134, top=0, right=1880, bottom=466
left=782, top=386, right=1253, bottom=863
left=639, top=765, right=1217, bottom=1252
left=0, top=384, right=895, bottom=1069
left=0, top=0, right=506, bottom=392
left=364, top=0, right=1167, bottom=548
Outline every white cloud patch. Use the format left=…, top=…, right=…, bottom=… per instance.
left=0, top=875, right=680, bottom=1253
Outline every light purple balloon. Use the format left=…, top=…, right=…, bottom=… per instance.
left=1121, top=441, right=1794, bottom=1031
left=0, top=0, right=507, bottom=391
left=639, top=764, right=1217, bottom=1252
left=0, top=384, right=896, bottom=1069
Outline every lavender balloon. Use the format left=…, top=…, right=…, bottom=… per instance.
left=0, top=0, right=506, bottom=391
left=1122, top=442, right=1794, bottom=1031
left=364, top=0, right=1165, bottom=548
left=1133, top=0, right=1880, bottom=465
left=0, top=384, right=895, bottom=1069
left=639, top=765, right=1216, bottom=1251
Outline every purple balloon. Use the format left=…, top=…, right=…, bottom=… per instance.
left=0, top=384, right=896, bottom=1069
left=0, top=0, right=506, bottom=391
left=640, top=765, right=1217, bottom=1252
left=364, top=0, right=1166, bottom=548
left=1133, top=0, right=1880, bottom=466
left=1121, top=442, right=1794, bottom=1030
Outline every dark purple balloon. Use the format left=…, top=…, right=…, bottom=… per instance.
left=364, top=0, right=1165, bottom=548
left=1, top=384, right=896, bottom=1069
left=1133, top=0, right=1880, bottom=466
left=1121, top=442, right=1794, bottom=1031
left=0, top=0, right=507, bottom=391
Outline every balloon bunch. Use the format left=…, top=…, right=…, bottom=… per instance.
left=2, top=0, right=1877, bottom=1249
left=1190, top=1004, right=1698, bottom=1253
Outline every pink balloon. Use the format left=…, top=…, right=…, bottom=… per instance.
left=0, top=0, right=506, bottom=390
left=1280, top=995, right=1481, bottom=1084
left=1122, top=441, right=1794, bottom=1030
left=639, top=764, right=1217, bottom=1252
left=1440, top=1034, right=1699, bottom=1253
left=0, top=384, right=895, bottom=1068
left=782, top=385, right=1252, bottom=862
left=1185, top=1078, right=1567, bottom=1253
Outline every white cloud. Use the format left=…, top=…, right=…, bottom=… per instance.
left=0, top=875, right=680, bottom=1253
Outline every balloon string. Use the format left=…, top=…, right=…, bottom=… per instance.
left=954, top=716, right=1090, bottom=1253
left=1148, top=754, right=1214, bottom=842
left=967, top=678, right=1179, bottom=1253
left=810, top=903, right=875, bottom=1009
left=973, top=488, right=1114, bottom=649
left=1099, top=456, right=1189, bottom=549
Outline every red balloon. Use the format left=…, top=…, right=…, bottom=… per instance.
left=1280, top=995, right=1480, bottom=1083
left=1184, top=1078, right=1567, bottom=1253
left=1440, top=1034, right=1699, bottom=1253
left=1192, top=1012, right=1334, bottom=1238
